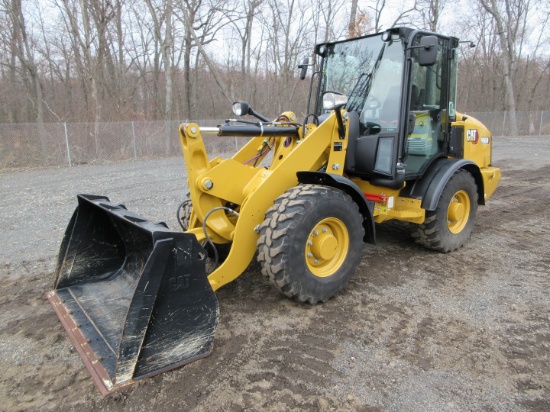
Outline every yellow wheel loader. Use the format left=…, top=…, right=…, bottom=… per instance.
left=47, top=27, right=501, bottom=395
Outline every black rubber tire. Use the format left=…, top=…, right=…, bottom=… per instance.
left=177, top=196, right=193, bottom=231
left=257, top=185, right=364, bottom=304
left=412, top=169, right=478, bottom=253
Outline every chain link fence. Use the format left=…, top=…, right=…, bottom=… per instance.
left=1, top=111, right=548, bottom=170
left=0, top=119, right=249, bottom=169
left=462, top=110, right=550, bottom=137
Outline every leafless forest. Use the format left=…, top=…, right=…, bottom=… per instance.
left=1, top=0, right=549, bottom=136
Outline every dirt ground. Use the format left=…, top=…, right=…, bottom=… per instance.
left=0, top=136, right=549, bottom=411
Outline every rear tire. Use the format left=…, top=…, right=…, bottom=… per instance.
left=257, top=185, right=364, bottom=304
left=413, top=169, right=478, bottom=252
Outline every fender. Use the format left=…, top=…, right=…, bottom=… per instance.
left=297, top=171, right=376, bottom=244
left=403, top=158, right=485, bottom=211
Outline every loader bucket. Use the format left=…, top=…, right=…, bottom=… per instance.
left=46, top=194, right=218, bottom=395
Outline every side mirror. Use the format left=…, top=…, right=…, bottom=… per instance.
left=322, top=92, right=348, bottom=110
left=298, top=57, right=309, bottom=80
left=418, top=36, right=438, bottom=66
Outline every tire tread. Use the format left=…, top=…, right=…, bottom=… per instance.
left=257, top=185, right=364, bottom=304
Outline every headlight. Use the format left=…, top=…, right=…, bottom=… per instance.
left=232, top=102, right=250, bottom=117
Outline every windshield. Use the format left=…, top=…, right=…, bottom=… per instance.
left=323, top=35, right=384, bottom=103
left=321, top=34, right=405, bottom=131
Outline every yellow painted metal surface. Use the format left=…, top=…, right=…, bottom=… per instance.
left=453, top=112, right=493, bottom=168
left=179, top=123, right=236, bottom=242
left=305, top=217, right=350, bottom=278
left=447, top=189, right=471, bottom=234
left=350, top=179, right=423, bottom=223
left=384, top=197, right=425, bottom=224
left=481, top=166, right=501, bottom=201
left=179, top=114, right=345, bottom=291
left=453, top=112, right=501, bottom=201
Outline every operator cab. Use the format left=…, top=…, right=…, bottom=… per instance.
left=312, top=27, right=459, bottom=188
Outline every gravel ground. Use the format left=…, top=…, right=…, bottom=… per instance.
left=0, top=136, right=549, bottom=411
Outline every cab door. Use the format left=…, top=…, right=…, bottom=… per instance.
left=405, top=34, right=456, bottom=177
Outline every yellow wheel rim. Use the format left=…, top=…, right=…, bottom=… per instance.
left=447, top=190, right=470, bottom=234
left=305, top=217, right=349, bottom=278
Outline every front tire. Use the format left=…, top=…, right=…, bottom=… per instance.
left=413, top=169, right=478, bottom=252
left=257, top=185, right=364, bottom=304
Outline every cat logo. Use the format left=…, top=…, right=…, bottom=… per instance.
left=169, top=274, right=190, bottom=291
left=466, top=129, right=479, bottom=144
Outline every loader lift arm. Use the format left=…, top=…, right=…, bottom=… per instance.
left=178, top=108, right=374, bottom=291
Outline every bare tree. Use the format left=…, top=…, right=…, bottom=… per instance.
left=176, top=0, right=230, bottom=118
left=222, top=0, right=263, bottom=103
left=368, top=0, right=416, bottom=32
left=260, top=0, right=315, bottom=113
left=316, top=0, right=348, bottom=41
left=415, top=0, right=449, bottom=31
left=127, top=2, right=162, bottom=119
left=478, top=0, right=533, bottom=135
left=348, top=0, right=359, bottom=36
left=180, top=0, right=234, bottom=106
left=145, top=0, right=174, bottom=122
left=4, top=0, right=44, bottom=124
left=0, top=0, right=24, bottom=122
left=55, top=0, right=116, bottom=127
